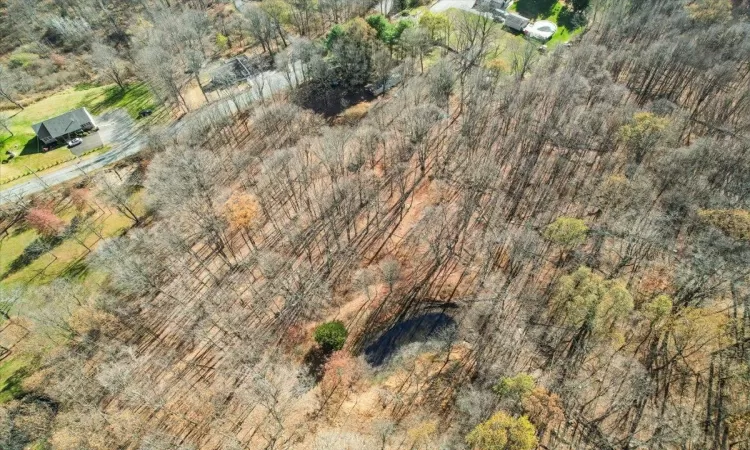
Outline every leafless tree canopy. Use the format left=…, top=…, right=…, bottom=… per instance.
left=2, top=0, right=750, bottom=449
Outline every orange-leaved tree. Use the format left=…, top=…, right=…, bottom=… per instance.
left=224, top=192, right=261, bottom=249
left=26, top=207, right=65, bottom=237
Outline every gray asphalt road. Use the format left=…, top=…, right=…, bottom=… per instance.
left=431, top=0, right=476, bottom=12
left=0, top=64, right=301, bottom=205
left=0, top=109, right=143, bottom=204
left=246, top=60, right=304, bottom=99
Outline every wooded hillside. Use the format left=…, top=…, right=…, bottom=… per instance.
left=1, top=0, right=749, bottom=449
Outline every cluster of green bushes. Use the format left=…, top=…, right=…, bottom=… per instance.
left=365, top=14, right=413, bottom=48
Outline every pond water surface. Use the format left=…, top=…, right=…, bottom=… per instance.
left=363, top=312, right=457, bottom=366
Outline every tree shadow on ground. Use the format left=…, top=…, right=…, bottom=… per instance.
left=61, top=258, right=89, bottom=280
left=303, top=346, right=330, bottom=382
left=17, top=137, right=48, bottom=156
left=0, top=364, right=31, bottom=401
left=85, top=84, right=156, bottom=118
left=362, top=312, right=456, bottom=366
left=2, top=235, right=64, bottom=279
left=556, top=5, right=582, bottom=30
left=515, top=0, right=559, bottom=18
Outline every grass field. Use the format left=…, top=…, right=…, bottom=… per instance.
left=84, top=83, right=157, bottom=119
left=0, top=203, right=136, bottom=287
left=0, top=187, right=144, bottom=405
left=0, top=83, right=156, bottom=183
left=0, top=355, right=34, bottom=403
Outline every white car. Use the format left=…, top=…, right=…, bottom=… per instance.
left=524, top=20, right=558, bottom=41
left=67, top=137, right=83, bottom=148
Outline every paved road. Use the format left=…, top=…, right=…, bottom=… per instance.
left=0, top=110, right=144, bottom=204
left=431, top=0, right=476, bottom=13
left=0, top=63, right=302, bottom=205
left=246, top=60, right=304, bottom=98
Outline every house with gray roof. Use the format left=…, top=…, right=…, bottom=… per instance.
left=504, top=12, right=531, bottom=31
left=31, top=107, right=97, bottom=146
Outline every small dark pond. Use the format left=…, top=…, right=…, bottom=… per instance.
left=363, top=312, right=457, bottom=367
left=293, top=82, right=376, bottom=117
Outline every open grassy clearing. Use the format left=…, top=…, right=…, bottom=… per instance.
left=83, top=83, right=158, bottom=119
left=0, top=354, right=34, bottom=403
left=0, top=200, right=137, bottom=287
left=0, top=188, right=143, bottom=404
left=0, top=83, right=157, bottom=182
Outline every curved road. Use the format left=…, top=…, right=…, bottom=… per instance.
left=0, top=110, right=145, bottom=205
left=0, top=62, right=300, bottom=205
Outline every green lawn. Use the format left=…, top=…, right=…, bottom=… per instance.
left=0, top=227, right=38, bottom=280
left=0, top=206, right=135, bottom=287
left=0, top=86, right=101, bottom=182
left=0, top=147, right=77, bottom=183
left=83, top=83, right=158, bottom=119
left=0, top=83, right=152, bottom=404
left=510, top=0, right=584, bottom=46
left=0, top=355, right=34, bottom=403
left=513, top=0, right=559, bottom=18
left=0, top=188, right=144, bottom=404
left=0, top=83, right=157, bottom=183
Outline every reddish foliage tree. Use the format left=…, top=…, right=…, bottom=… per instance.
left=320, top=351, right=362, bottom=408
left=69, top=188, right=91, bottom=212
left=26, top=208, right=65, bottom=237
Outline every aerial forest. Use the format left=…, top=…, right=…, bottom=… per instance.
left=0, top=0, right=749, bottom=449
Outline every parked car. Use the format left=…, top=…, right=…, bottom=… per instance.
left=138, top=109, right=153, bottom=118
left=67, top=138, right=83, bottom=148
left=524, top=20, right=558, bottom=41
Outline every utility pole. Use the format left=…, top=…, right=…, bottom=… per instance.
left=23, top=164, right=51, bottom=191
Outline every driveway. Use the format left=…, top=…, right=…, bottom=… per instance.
left=0, top=63, right=300, bottom=205
left=96, top=109, right=138, bottom=149
left=69, top=133, right=103, bottom=156
left=0, top=110, right=144, bottom=204
left=431, top=0, right=476, bottom=13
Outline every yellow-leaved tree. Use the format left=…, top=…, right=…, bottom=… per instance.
left=687, top=0, right=732, bottom=22
left=543, top=217, right=588, bottom=262
left=223, top=192, right=261, bottom=249
left=466, top=412, right=537, bottom=450
left=550, top=266, right=634, bottom=364
left=619, top=112, right=669, bottom=165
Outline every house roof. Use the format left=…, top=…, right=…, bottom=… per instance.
left=505, top=13, right=530, bottom=26
left=31, top=108, right=94, bottom=140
